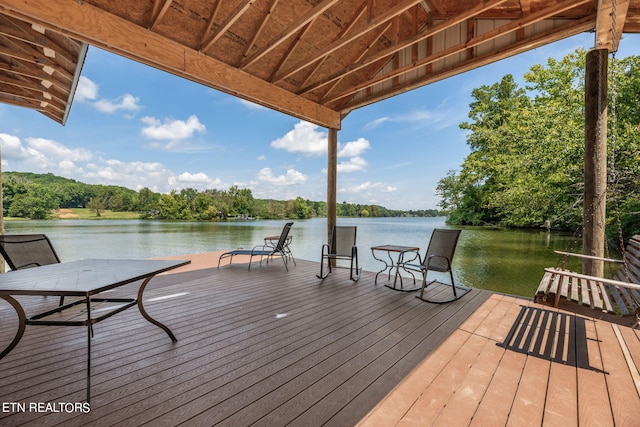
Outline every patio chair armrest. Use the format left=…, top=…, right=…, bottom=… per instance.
left=251, top=244, right=270, bottom=254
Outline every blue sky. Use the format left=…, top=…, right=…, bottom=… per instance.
left=1, top=32, right=638, bottom=210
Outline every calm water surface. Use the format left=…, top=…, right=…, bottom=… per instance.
left=4, top=217, right=593, bottom=298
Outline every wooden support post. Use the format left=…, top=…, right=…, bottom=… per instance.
left=583, top=49, right=608, bottom=277
left=327, top=127, right=338, bottom=245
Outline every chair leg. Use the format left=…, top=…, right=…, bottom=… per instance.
left=415, top=270, right=470, bottom=304
left=350, top=250, right=360, bottom=282
left=317, top=255, right=331, bottom=279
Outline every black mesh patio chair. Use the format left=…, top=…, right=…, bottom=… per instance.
left=0, top=234, right=66, bottom=305
left=396, top=229, right=470, bottom=303
left=317, top=225, right=360, bottom=281
left=218, top=222, right=294, bottom=271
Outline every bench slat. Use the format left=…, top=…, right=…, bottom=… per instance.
left=608, top=284, right=631, bottom=315
left=535, top=234, right=640, bottom=322
left=589, top=279, right=603, bottom=310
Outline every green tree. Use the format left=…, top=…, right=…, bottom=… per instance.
left=7, top=184, right=58, bottom=219
left=292, top=197, right=311, bottom=219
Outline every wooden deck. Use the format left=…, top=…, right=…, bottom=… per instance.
left=1, top=255, right=639, bottom=426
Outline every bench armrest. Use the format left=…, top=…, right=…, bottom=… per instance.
left=544, top=267, right=640, bottom=291
left=554, top=250, right=624, bottom=264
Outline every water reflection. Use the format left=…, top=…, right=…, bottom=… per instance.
left=4, top=217, right=610, bottom=298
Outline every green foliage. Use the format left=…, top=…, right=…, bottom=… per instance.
left=437, top=50, right=640, bottom=236
left=1, top=173, right=443, bottom=221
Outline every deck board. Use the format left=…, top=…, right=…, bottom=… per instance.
left=1, top=258, right=489, bottom=426
left=358, top=295, right=640, bottom=427
left=2, top=254, right=639, bottom=426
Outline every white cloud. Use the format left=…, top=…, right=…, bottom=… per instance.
left=25, top=137, right=93, bottom=162
left=362, top=104, right=461, bottom=131
left=238, top=99, right=268, bottom=111
left=257, top=167, right=307, bottom=186
left=363, top=117, right=389, bottom=131
left=337, top=156, right=368, bottom=173
left=141, top=115, right=206, bottom=140
left=75, top=76, right=141, bottom=114
left=75, top=76, right=99, bottom=102
left=272, top=121, right=371, bottom=175
left=0, top=134, right=92, bottom=174
left=168, top=172, right=224, bottom=190
left=270, top=121, right=327, bottom=156
left=339, top=181, right=397, bottom=194
left=0, top=132, right=224, bottom=193
left=93, top=93, right=140, bottom=113
left=337, top=138, right=370, bottom=157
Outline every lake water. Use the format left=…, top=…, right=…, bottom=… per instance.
left=3, top=217, right=599, bottom=298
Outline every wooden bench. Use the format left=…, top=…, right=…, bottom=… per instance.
left=534, top=235, right=640, bottom=327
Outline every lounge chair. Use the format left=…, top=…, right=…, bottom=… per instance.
left=396, top=229, right=470, bottom=303
left=317, top=225, right=360, bottom=281
left=264, top=233, right=295, bottom=265
left=0, top=234, right=65, bottom=305
left=218, top=222, right=293, bottom=271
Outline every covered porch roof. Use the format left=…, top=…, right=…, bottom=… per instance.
left=1, top=0, right=639, bottom=128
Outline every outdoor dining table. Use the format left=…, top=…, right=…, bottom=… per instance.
left=370, top=245, right=421, bottom=291
left=0, top=258, right=190, bottom=403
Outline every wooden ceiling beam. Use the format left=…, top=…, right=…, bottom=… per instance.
left=0, top=83, right=65, bottom=113
left=199, top=0, right=254, bottom=53
left=340, top=16, right=595, bottom=112
left=274, top=0, right=423, bottom=84
left=0, top=0, right=341, bottom=129
left=596, top=0, right=630, bottom=51
left=148, top=0, right=173, bottom=31
left=296, top=3, right=369, bottom=89
left=0, top=14, right=76, bottom=63
left=272, top=2, right=368, bottom=87
left=0, top=56, right=68, bottom=90
left=326, top=0, right=592, bottom=105
left=273, top=1, right=368, bottom=84
left=242, top=0, right=279, bottom=59
left=0, top=35, right=74, bottom=81
left=0, top=93, right=39, bottom=109
left=241, top=0, right=340, bottom=69
left=319, top=22, right=391, bottom=102
left=269, top=22, right=313, bottom=82
left=0, top=70, right=69, bottom=105
left=301, top=0, right=509, bottom=95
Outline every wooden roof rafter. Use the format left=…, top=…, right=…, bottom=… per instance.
left=148, top=0, right=174, bottom=32
left=241, top=0, right=340, bottom=69
left=323, top=0, right=593, bottom=108
left=199, top=0, right=254, bottom=53
left=268, top=22, right=314, bottom=83
left=319, top=21, right=393, bottom=103
left=297, top=3, right=370, bottom=90
left=343, top=14, right=597, bottom=112
left=0, top=0, right=639, bottom=128
left=300, top=0, right=509, bottom=99
left=0, top=15, right=76, bottom=66
left=272, top=0, right=424, bottom=84
left=242, top=0, right=279, bottom=59
left=0, top=10, right=86, bottom=124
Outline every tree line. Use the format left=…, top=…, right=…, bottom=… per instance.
left=436, top=49, right=640, bottom=239
left=1, top=172, right=441, bottom=220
